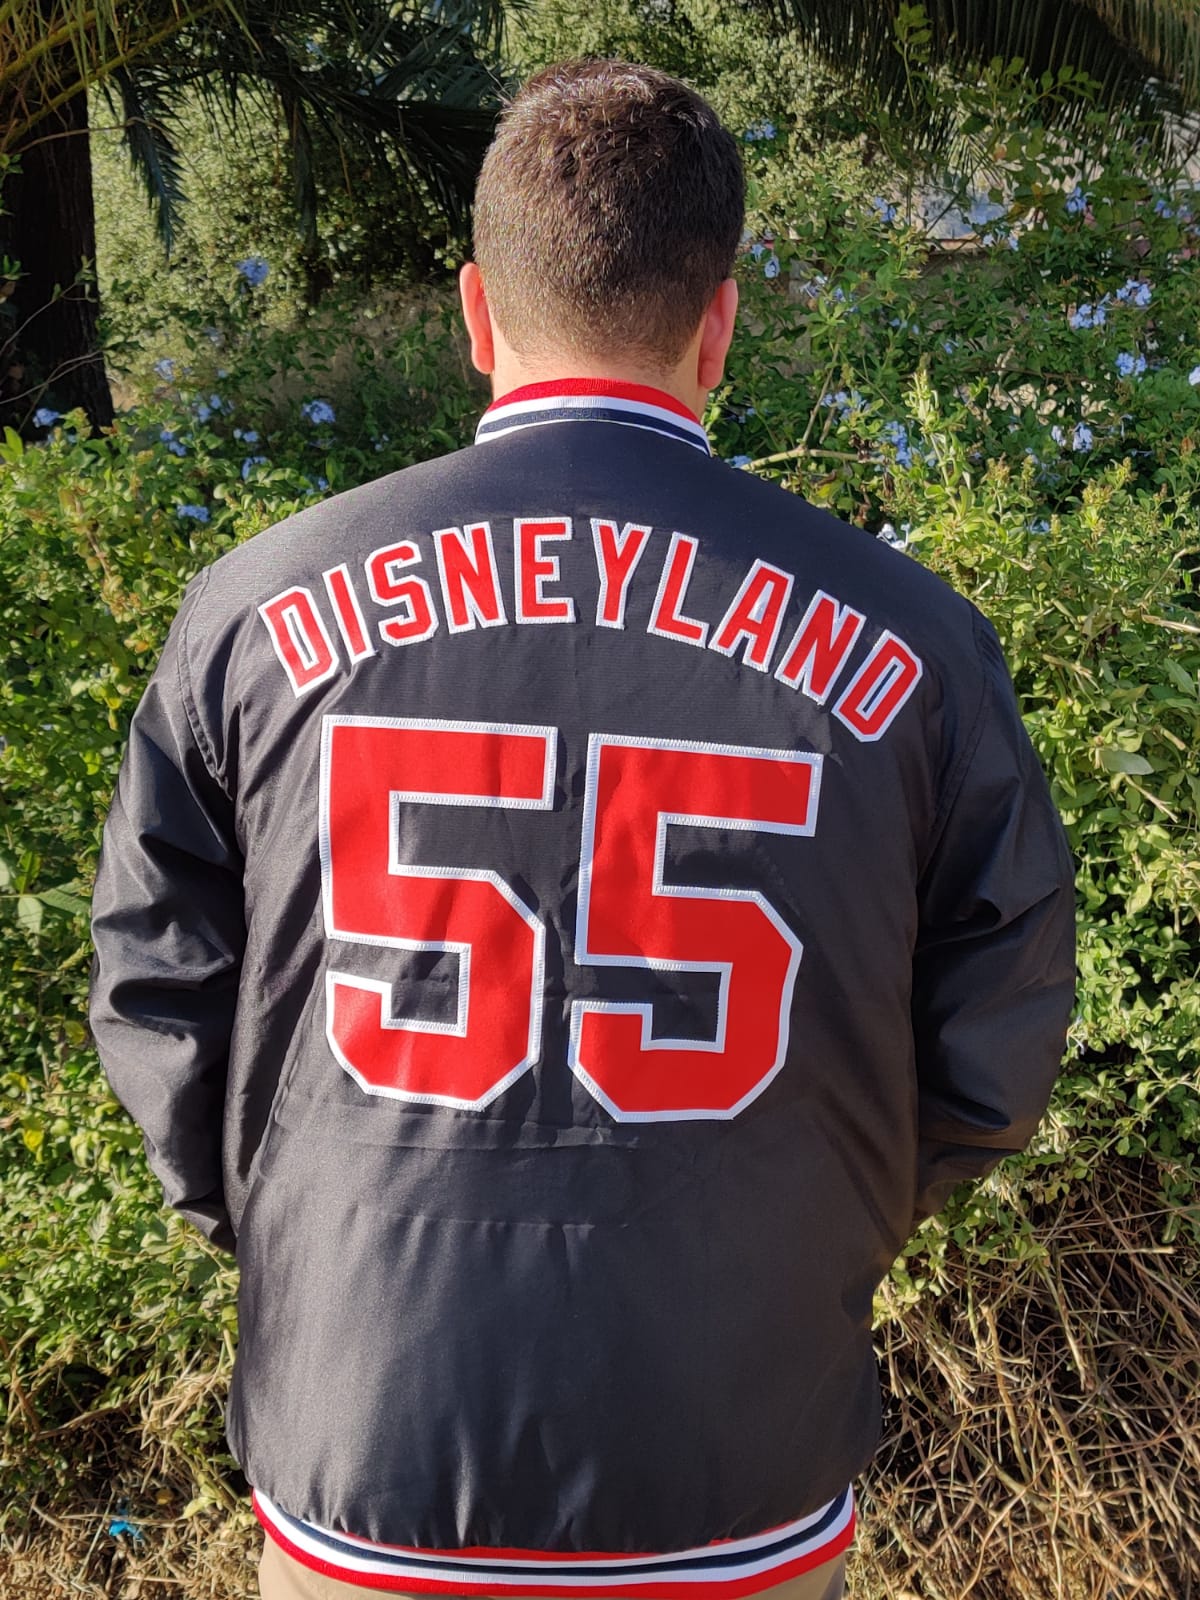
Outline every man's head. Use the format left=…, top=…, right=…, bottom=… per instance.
left=461, top=59, right=745, bottom=409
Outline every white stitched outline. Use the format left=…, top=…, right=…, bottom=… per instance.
left=365, top=538, right=439, bottom=648
left=257, top=585, right=340, bottom=698
left=433, top=522, right=508, bottom=635
left=647, top=532, right=709, bottom=648
left=832, top=629, right=924, bottom=743
left=590, top=518, right=652, bottom=629
left=568, top=733, right=822, bottom=1123
left=709, top=559, right=795, bottom=672
left=322, top=563, right=376, bottom=665
left=319, top=715, right=556, bottom=1110
left=513, top=516, right=576, bottom=624
left=774, top=589, right=867, bottom=704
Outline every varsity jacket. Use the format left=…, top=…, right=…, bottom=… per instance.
left=89, top=380, right=1075, bottom=1589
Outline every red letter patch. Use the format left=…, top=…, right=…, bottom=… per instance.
left=366, top=541, right=438, bottom=647
left=774, top=590, right=866, bottom=704
left=710, top=559, right=795, bottom=672
left=833, top=631, right=923, bottom=741
left=258, top=586, right=340, bottom=696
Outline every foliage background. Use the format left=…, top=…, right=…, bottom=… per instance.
left=2, top=7, right=1199, bottom=1597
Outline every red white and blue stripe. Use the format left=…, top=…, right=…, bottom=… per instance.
left=475, top=380, right=712, bottom=456
left=254, top=1487, right=854, bottom=1595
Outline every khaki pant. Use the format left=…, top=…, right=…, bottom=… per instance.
left=259, top=1533, right=847, bottom=1600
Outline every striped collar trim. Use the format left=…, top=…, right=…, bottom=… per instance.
left=475, top=380, right=711, bottom=456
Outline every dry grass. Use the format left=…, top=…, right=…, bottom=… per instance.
left=3, top=1156, right=1197, bottom=1600
left=854, top=1158, right=1200, bottom=1599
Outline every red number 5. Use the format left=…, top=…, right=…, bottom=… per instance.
left=321, top=717, right=556, bottom=1109
left=320, top=719, right=821, bottom=1118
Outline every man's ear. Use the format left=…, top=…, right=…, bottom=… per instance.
left=459, top=262, right=496, bottom=376
left=696, top=278, right=739, bottom=393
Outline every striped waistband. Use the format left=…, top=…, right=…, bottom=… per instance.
left=253, top=1487, right=855, bottom=1596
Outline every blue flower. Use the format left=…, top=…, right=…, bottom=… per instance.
left=883, top=420, right=914, bottom=468
left=1069, top=299, right=1108, bottom=330
left=1065, top=186, right=1089, bottom=215
left=1050, top=425, right=1065, bottom=446
left=233, top=428, right=259, bottom=444
left=1030, top=520, right=1051, bottom=535
left=236, top=255, right=270, bottom=287
left=821, top=389, right=866, bottom=419
left=730, top=455, right=752, bottom=469
left=154, top=357, right=176, bottom=382
left=743, top=120, right=776, bottom=142
left=763, top=255, right=781, bottom=280
left=1115, top=352, right=1147, bottom=379
left=870, top=197, right=898, bottom=224
left=968, top=196, right=1004, bottom=228
left=300, top=398, right=336, bottom=426
left=1115, top=279, right=1152, bottom=307
left=176, top=503, right=210, bottom=523
left=1072, top=423, right=1094, bottom=452
left=1153, top=198, right=1175, bottom=219
left=194, top=401, right=212, bottom=423
left=159, top=428, right=187, bottom=457
left=33, top=407, right=62, bottom=427
left=241, top=455, right=269, bottom=479
left=1189, top=366, right=1200, bottom=386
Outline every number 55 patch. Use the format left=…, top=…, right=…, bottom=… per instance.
left=320, top=717, right=821, bottom=1122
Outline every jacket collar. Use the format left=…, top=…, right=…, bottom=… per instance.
left=474, top=378, right=712, bottom=456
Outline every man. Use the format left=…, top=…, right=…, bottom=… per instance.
left=90, top=60, right=1076, bottom=1600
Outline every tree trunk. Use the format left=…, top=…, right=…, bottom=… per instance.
left=0, top=81, right=114, bottom=434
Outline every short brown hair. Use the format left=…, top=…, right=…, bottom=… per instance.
left=473, top=59, right=745, bottom=371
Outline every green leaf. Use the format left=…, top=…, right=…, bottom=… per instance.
left=1099, top=748, right=1153, bottom=775
left=1164, top=659, right=1196, bottom=696
left=16, top=895, right=43, bottom=935
left=38, top=887, right=91, bottom=918
left=1127, top=881, right=1153, bottom=915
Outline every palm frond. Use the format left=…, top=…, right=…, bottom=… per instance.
left=102, top=65, right=187, bottom=253
left=1088, top=0, right=1200, bottom=104
left=1, top=0, right=243, bottom=152
left=759, top=0, right=1200, bottom=140
left=140, top=0, right=505, bottom=233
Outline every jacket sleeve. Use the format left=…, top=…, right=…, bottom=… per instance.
left=89, top=576, right=244, bottom=1254
left=910, top=615, right=1076, bottom=1226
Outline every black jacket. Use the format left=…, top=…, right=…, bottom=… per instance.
left=90, top=383, right=1075, bottom=1553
